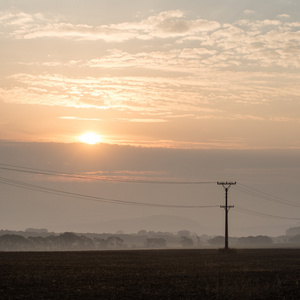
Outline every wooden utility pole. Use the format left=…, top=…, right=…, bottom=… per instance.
left=217, top=181, right=236, bottom=250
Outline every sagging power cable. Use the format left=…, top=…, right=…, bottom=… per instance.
left=0, top=176, right=219, bottom=209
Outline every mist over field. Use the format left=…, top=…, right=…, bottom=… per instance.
left=1, top=223, right=300, bottom=252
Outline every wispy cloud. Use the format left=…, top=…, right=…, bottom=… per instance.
left=103, top=137, right=249, bottom=150
left=2, top=9, right=299, bottom=71
left=0, top=10, right=219, bottom=41
left=29, top=168, right=171, bottom=183
left=244, top=10, right=256, bottom=15
left=59, top=116, right=103, bottom=121
left=117, top=118, right=168, bottom=123
left=2, top=67, right=299, bottom=121
left=1, top=8, right=300, bottom=142
left=277, top=14, right=290, bottom=18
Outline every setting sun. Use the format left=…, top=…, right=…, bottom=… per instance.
left=79, top=132, right=102, bottom=145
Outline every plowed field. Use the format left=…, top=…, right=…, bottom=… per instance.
left=0, top=249, right=299, bottom=299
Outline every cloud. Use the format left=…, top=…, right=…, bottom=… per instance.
left=244, top=10, right=256, bottom=15
left=0, top=11, right=36, bottom=25
left=195, top=114, right=265, bottom=121
left=24, top=24, right=137, bottom=42
left=144, top=10, right=220, bottom=38
left=270, top=116, right=300, bottom=123
left=103, top=138, right=249, bottom=150
left=2, top=10, right=300, bottom=72
left=3, top=67, right=298, bottom=121
left=277, top=14, right=290, bottom=19
left=117, top=118, right=168, bottom=123
left=39, top=169, right=170, bottom=183
left=1, top=10, right=300, bottom=128
left=59, top=116, right=102, bottom=121
left=0, top=10, right=220, bottom=41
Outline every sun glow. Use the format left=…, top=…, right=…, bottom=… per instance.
left=79, top=132, right=102, bottom=145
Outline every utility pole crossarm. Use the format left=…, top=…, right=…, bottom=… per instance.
left=220, top=205, right=234, bottom=210
left=217, top=181, right=236, bottom=187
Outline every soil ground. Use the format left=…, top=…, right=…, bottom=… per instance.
left=0, top=248, right=299, bottom=299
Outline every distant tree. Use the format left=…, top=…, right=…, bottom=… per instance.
left=0, top=233, right=98, bottom=251
left=145, top=238, right=166, bottom=248
left=56, top=232, right=95, bottom=250
left=255, top=235, right=273, bottom=244
left=25, top=228, right=48, bottom=233
left=44, top=235, right=59, bottom=250
left=288, top=234, right=300, bottom=243
left=196, top=235, right=201, bottom=246
left=207, top=236, right=224, bottom=246
left=94, top=238, right=108, bottom=249
left=0, top=234, right=29, bottom=251
left=237, top=235, right=273, bottom=246
left=56, top=232, right=80, bottom=250
left=177, top=230, right=191, bottom=237
left=106, top=236, right=124, bottom=248
left=80, top=235, right=96, bottom=250
left=180, top=236, right=194, bottom=247
left=28, top=236, right=48, bottom=251
left=286, top=227, right=300, bottom=236
left=137, top=230, right=148, bottom=236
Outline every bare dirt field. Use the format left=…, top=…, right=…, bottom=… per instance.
left=0, top=249, right=299, bottom=299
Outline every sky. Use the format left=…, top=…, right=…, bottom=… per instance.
left=0, top=0, right=300, bottom=237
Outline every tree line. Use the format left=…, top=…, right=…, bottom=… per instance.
left=0, top=232, right=191, bottom=251
left=1, top=226, right=300, bottom=251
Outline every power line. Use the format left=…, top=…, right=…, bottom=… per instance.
left=0, top=163, right=216, bottom=185
left=1, top=163, right=299, bottom=224
left=234, top=183, right=300, bottom=220
left=0, top=176, right=219, bottom=209
left=234, top=205, right=300, bottom=221
left=235, top=182, right=300, bottom=208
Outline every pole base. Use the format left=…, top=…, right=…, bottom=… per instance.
left=218, top=247, right=237, bottom=254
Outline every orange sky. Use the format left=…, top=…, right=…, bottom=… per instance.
left=1, top=0, right=300, bottom=149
